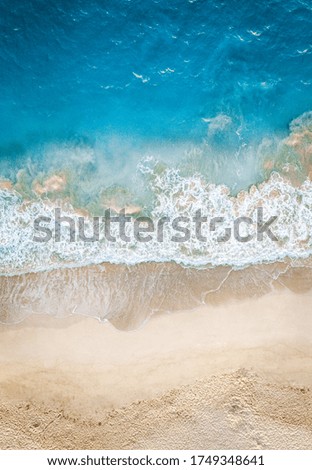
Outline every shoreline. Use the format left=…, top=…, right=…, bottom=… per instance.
left=1, top=257, right=312, bottom=329
left=0, top=288, right=312, bottom=449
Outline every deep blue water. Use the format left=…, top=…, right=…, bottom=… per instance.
left=1, top=0, right=312, bottom=158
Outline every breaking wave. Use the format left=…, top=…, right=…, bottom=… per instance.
left=0, top=112, right=311, bottom=275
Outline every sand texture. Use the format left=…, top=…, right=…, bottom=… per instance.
left=0, top=288, right=312, bottom=449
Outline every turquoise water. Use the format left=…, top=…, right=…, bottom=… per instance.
left=1, top=0, right=312, bottom=175
left=0, top=0, right=312, bottom=273
left=4, top=0, right=312, bottom=142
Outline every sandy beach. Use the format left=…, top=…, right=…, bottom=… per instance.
left=0, top=287, right=312, bottom=449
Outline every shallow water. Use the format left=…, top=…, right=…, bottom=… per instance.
left=1, top=258, right=311, bottom=329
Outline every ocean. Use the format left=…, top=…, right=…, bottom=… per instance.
left=0, top=0, right=312, bottom=326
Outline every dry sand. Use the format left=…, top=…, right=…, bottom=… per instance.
left=0, top=288, right=312, bottom=449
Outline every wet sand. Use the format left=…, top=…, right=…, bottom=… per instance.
left=0, top=287, right=312, bottom=449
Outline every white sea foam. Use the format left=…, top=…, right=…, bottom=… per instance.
left=0, top=167, right=312, bottom=275
left=0, top=111, right=312, bottom=275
